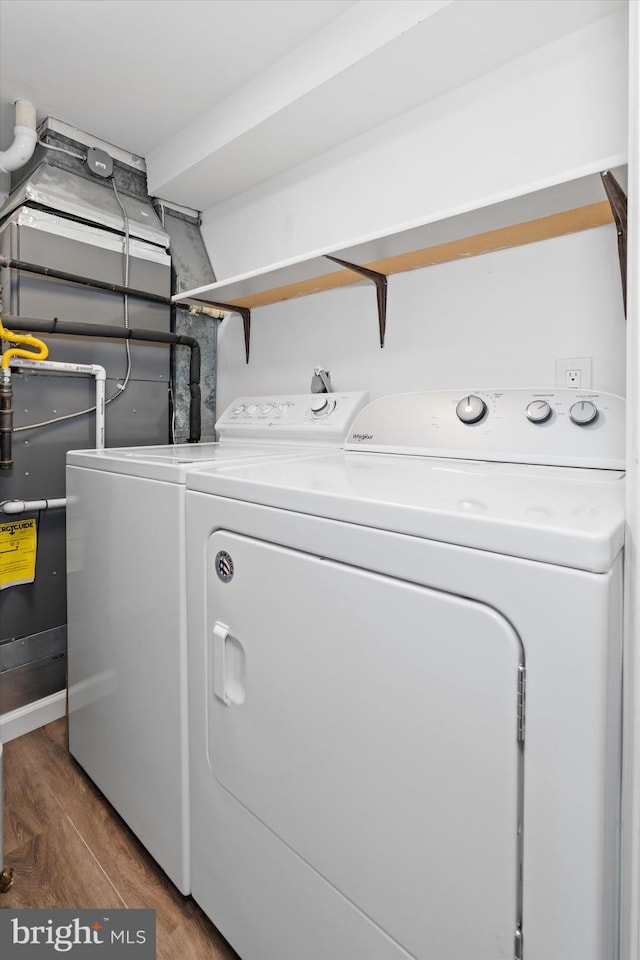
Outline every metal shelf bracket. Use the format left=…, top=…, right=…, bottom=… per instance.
left=324, top=255, right=388, bottom=348
left=600, top=170, right=627, bottom=316
left=189, top=298, right=251, bottom=364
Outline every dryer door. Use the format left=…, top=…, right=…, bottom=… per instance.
left=206, top=531, right=523, bottom=959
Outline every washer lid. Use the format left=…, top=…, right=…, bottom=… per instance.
left=187, top=452, right=625, bottom=572
left=66, top=442, right=322, bottom=484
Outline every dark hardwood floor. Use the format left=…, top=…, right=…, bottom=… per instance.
left=1, top=718, right=239, bottom=959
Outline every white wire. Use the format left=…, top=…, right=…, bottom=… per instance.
left=13, top=404, right=98, bottom=433
left=110, top=175, right=132, bottom=395
left=14, top=176, right=133, bottom=434
left=37, top=137, right=85, bottom=161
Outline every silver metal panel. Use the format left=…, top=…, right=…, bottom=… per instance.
left=11, top=371, right=101, bottom=492
left=0, top=185, right=171, bottom=708
left=174, top=307, right=216, bottom=442
left=0, top=653, right=66, bottom=714
left=157, top=205, right=217, bottom=441
left=0, top=625, right=67, bottom=719
left=8, top=372, right=170, bottom=495
left=0, top=625, right=66, bottom=671
left=100, top=379, right=170, bottom=447
left=9, top=218, right=170, bottom=382
left=1, top=377, right=168, bottom=648
left=1, top=163, right=169, bottom=247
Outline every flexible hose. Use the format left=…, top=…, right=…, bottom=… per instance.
left=0, top=315, right=49, bottom=468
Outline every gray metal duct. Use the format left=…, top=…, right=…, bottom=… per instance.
left=0, top=122, right=172, bottom=721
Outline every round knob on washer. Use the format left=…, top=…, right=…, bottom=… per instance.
left=261, top=403, right=275, bottom=415
left=456, top=395, right=487, bottom=424
left=526, top=400, right=552, bottom=424
left=231, top=404, right=245, bottom=416
left=569, top=400, right=598, bottom=426
left=245, top=404, right=257, bottom=416
left=309, top=396, right=335, bottom=418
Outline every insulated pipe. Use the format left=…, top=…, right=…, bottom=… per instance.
left=10, top=358, right=106, bottom=449
left=4, top=315, right=201, bottom=442
left=0, top=498, right=66, bottom=515
left=0, top=254, right=225, bottom=318
left=0, top=100, right=37, bottom=174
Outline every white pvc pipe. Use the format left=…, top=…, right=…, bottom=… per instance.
left=0, top=100, right=37, bottom=174
left=0, top=498, right=66, bottom=515
left=1, top=359, right=107, bottom=517
left=10, top=358, right=106, bottom=449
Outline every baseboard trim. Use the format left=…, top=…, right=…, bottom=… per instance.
left=0, top=690, right=67, bottom=743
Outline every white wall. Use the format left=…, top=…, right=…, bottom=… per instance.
left=201, top=7, right=628, bottom=417
left=201, top=9, right=627, bottom=278
left=216, top=224, right=626, bottom=413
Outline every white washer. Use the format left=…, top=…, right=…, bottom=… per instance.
left=186, top=388, right=625, bottom=959
left=65, top=391, right=367, bottom=895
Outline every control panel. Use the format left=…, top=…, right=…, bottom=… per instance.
left=346, top=389, right=625, bottom=469
left=455, top=393, right=602, bottom=428
left=216, top=392, right=368, bottom=445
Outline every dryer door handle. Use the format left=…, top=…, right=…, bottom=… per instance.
left=212, top=622, right=246, bottom=706
left=213, top=621, right=231, bottom=705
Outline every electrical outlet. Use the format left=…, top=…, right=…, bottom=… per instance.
left=555, top=357, right=592, bottom=389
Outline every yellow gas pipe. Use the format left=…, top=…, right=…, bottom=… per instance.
left=0, top=315, right=49, bottom=367
left=0, top=315, right=49, bottom=469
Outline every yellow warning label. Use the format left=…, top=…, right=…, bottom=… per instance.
left=0, top=518, right=37, bottom=590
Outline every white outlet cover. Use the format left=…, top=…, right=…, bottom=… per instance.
left=555, top=357, right=592, bottom=389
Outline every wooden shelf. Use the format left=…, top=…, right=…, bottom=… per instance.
left=223, top=201, right=612, bottom=310
left=174, top=165, right=625, bottom=361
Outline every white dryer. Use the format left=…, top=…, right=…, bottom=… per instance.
left=65, top=391, right=366, bottom=895
left=185, top=388, right=625, bottom=959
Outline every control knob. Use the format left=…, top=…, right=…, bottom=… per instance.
left=526, top=400, right=552, bottom=424
left=456, top=395, right=487, bottom=424
left=309, top=396, right=336, bottom=419
left=569, top=400, right=598, bottom=426
left=231, top=404, right=245, bottom=417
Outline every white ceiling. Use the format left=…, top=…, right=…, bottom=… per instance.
left=0, top=0, right=355, bottom=154
left=0, top=0, right=628, bottom=213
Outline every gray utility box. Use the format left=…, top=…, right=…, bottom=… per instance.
left=0, top=205, right=171, bottom=713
